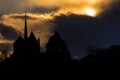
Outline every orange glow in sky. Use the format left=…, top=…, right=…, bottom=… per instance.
left=29, top=0, right=114, bottom=17
left=84, top=8, right=97, bottom=17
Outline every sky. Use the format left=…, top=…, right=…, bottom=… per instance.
left=0, top=0, right=120, bottom=59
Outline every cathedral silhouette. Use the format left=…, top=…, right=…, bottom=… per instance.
left=1, top=13, right=120, bottom=80
left=1, top=14, right=41, bottom=64
left=0, top=12, right=72, bottom=79
left=0, top=14, right=72, bottom=80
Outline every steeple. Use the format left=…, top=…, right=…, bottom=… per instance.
left=24, top=13, right=28, bottom=39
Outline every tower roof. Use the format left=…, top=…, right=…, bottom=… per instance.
left=16, top=36, right=23, bottom=41
left=46, top=31, right=67, bottom=48
left=28, top=32, right=37, bottom=41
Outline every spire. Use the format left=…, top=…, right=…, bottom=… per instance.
left=24, top=13, right=28, bottom=39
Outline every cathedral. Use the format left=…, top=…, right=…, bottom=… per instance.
left=1, top=14, right=41, bottom=64
left=1, top=14, right=71, bottom=66
left=0, top=13, right=72, bottom=80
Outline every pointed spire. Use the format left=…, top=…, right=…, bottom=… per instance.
left=24, top=13, right=28, bottom=39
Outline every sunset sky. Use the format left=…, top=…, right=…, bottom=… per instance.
left=0, top=0, right=120, bottom=59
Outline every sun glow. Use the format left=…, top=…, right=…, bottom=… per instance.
left=84, top=8, right=97, bottom=17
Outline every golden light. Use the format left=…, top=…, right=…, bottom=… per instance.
left=84, top=8, right=97, bottom=17
left=29, top=0, right=115, bottom=17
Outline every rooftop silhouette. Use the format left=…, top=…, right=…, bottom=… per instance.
left=1, top=14, right=120, bottom=80
left=0, top=14, right=72, bottom=80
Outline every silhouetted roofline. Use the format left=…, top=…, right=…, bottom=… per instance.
left=28, top=32, right=37, bottom=40
left=13, top=35, right=23, bottom=44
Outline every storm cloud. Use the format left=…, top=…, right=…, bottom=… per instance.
left=0, top=23, right=19, bottom=40
left=54, top=4, right=120, bottom=58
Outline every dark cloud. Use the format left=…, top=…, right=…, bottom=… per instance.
left=54, top=4, right=120, bottom=59
left=10, top=15, right=37, bottom=20
left=0, top=23, right=19, bottom=40
left=31, top=7, right=59, bottom=13
left=0, top=0, right=27, bottom=14
left=0, top=43, right=12, bottom=51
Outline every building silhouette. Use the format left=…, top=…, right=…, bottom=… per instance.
left=0, top=13, right=72, bottom=80
left=1, top=13, right=120, bottom=80
left=1, top=14, right=40, bottom=64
